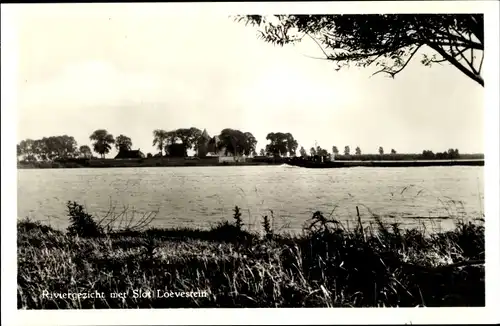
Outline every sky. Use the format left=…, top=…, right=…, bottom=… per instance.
left=15, top=4, right=485, bottom=157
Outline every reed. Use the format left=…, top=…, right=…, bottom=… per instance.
left=17, top=202, right=484, bottom=309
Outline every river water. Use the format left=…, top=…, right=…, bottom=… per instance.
left=17, top=165, right=484, bottom=233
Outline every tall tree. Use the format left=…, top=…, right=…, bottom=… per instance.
left=266, top=132, right=298, bottom=157
left=391, top=148, right=397, bottom=154
left=115, top=135, right=133, bottom=151
left=259, top=148, right=266, bottom=156
left=90, top=129, right=115, bottom=158
left=189, top=127, right=203, bottom=154
left=79, top=145, right=92, bottom=158
left=299, top=146, right=307, bottom=157
left=379, top=146, right=384, bottom=155
left=285, top=133, right=299, bottom=156
left=316, top=146, right=329, bottom=157
left=166, top=130, right=180, bottom=146
left=332, top=146, right=339, bottom=155
left=239, top=14, right=484, bottom=86
left=18, top=139, right=36, bottom=161
left=32, top=139, right=47, bottom=161
left=310, top=147, right=317, bottom=156
left=344, top=146, right=350, bottom=155
left=57, top=135, right=78, bottom=158
left=355, top=146, right=362, bottom=155
left=174, top=127, right=202, bottom=153
left=152, top=129, right=168, bottom=157
left=216, top=129, right=252, bottom=156
left=243, top=132, right=258, bottom=156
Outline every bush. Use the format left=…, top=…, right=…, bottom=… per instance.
left=233, top=205, right=244, bottom=230
left=66, top=201, right=103, bottom=237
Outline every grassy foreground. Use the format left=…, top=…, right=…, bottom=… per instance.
left=17, top=204, right=485, bottom=309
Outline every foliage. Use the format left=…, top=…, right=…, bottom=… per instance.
left=79, top=145, right=92, bottom=158
left=261, top=214, right=273, bottom=240
left=214, top=129, right=257, bottom=156
left=167, top=127, right=204, bottom=154
left=166, top=143, right=188, bottom=157
left=115, top=135, right=133, bottom=151
left=344, top=146, right=350, bottom=155
left=265, top=132, right=298, bottom=157
left=391, top=149, right=397, bottom=154
left=66, top=201, right=103, bottom=237
left=310, top=147, right=316, bottom=156
left=422, top=148, right=460, bottom=160
left=232, top=206, right=244, bottom=230
left=18, top=136, right=78, bottom=161
left=332, top=146, right=339, bottom=155
left=315, top=146, right=329, bottom=157
left=355, top=146, right=362, bottom=155
left=379, top=146, right=384, bottom=155
left=299, top=146, right=307, bottom=157
left=152, top=129, right=169, bottom=157
left=259, top=148, right=266, bottom=156
left=238, top=14, right=484, bottom=86
left=89, top=130, right=115, bottom=158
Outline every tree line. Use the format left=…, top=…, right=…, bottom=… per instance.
left=16, top=132, right=135, bottom=162
left=17, top=129, right=471, bottom=163
left=16, top=128, right=300, bottom=161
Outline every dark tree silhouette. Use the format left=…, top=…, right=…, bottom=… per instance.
left=310, top=147, right=317, bottom=156
left=90, top=130, right=115, bottom=158
left=266, top=132, right=298, bottom=157
left=243, top=132, right=258, bottom=156
left=285, top=133, right=299, bottom=156
left=152, top=129, right=168, bottom=157
left=79, top=145, right=92, bottom=158
left=216, top=129, right=255, bottom=156
left=332, top=146, right=339, bottom=155
left=115, top=135, right=133, bottom=151
left=259, top=148, right=266, bottom=156
left=20, top=135, right=78, bottom=161
left=315, top=146, right=329, bottom=157
left=422, top=150, right=435, bottom=159
left=299, top=146, right=307, bottom=157
left=174, top=127, right=203, bottom=153
left=18, top=139, right=35, bottom=161
left=238, top=14, right=484, bottom=86
left=379, top=146, right=384, bottom=155
left=355, top=146, right=362, bottom=155
left=344, top=146, right=350, bottom=155
left=391, top=148, right=397, bottom=154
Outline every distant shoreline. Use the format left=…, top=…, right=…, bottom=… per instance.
left=17, top=158, right=485, bottom=169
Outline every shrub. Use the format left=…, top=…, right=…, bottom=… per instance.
left=262, top=214, right=273, bottom=240
left=233, top=205, right=244, bottom=230
left=66, top=201, right=103, bottom=237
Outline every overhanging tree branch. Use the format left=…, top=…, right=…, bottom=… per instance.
left=240, top=14, right=485, bottom=87
left=427, top=42, right=484, bottom=86
left=372, top=44, right=422, bottom=78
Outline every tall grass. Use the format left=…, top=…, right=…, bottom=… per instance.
left=17, top=202, right=484, bottom=309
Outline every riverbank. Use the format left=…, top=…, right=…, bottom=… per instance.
left=17, top=157, right=485, bottom=169
left=17, top=203, right=485, bottom=308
